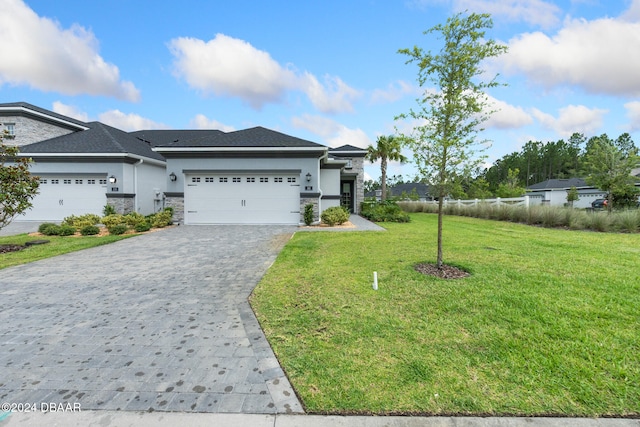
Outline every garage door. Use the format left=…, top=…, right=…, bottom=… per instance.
left=20, top=175, right=107, bottom=222
left=184, top=173, right=300, bottom=224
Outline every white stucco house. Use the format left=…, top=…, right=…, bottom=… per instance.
left=1, top=102, right=366, bottom=224
left=526, top=177, right=640, bottom=208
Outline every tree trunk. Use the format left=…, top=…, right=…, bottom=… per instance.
left=437, top=192, right=444, bottom=269
left=381, top=157, right=387, bottom=201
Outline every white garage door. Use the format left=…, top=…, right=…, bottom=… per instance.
left=20, top=175, right=107, bottom=222
left=185, top=173, right=300, bottom=224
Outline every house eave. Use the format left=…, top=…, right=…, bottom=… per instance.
left=0, top=106, right=89, bottom=131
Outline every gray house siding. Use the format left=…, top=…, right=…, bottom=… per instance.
left=1, top=114, right=79, bottom=147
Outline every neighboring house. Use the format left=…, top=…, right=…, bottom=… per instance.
left=526, top=178, right=606, bottom=208
left=2, top=102, right=366, bottom=225
left=365, top=183, right=431, bottom=201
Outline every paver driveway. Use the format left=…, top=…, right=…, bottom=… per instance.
left=0, top=225, right=303, bottom=413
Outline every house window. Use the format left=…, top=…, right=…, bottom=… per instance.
left=205, top=177, right=215, bottom=183
left=191, top=177, right=201, bottom=183
left=51, top=179, right=59, bottom=184
left=4, top=123, right=15, bottom=138
left=99, top=179, right=107, bottom=185
left=232, top=177, right=241, bottom=183
left=39, top=178, right=47, bottom=184
left=75, top=179, right=83, bottom=184
left=345, top=159, right=353, bottom=169
left=274, top=177, right=283, bottom=183
left=219, top=177, right=228, bottom=183
left=88, top=179, right=95, bottom=184
left=260, top=177, right=269, bottom=183
left=63, top=179, right=72, bottom=184
left=246, top=177, right=255, bottom=183
left=287, top=177, right=297, bottom=183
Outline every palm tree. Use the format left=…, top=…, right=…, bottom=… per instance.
left=366, top=135, right=408, bottom=201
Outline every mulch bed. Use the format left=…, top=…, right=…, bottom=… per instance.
left=414, top=262, right=470, bottom=279
left=0, top=244, right=26, bottom=254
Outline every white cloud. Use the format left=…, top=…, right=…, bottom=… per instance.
left=624, top=101, right=640, bottom=132
left=0, top=0, right=140, bottom=101
left=498, top=14, right=640, bottom=96
left=454, top=0, right=561, bottom=28
left=532, top=104, right=607, bottom=137
left=409, top=0, right=560, bottom=28
left=484, top=96, right=534, bottom=129
left=189, top=114, right=235, bottom=132
left=52, top=101, right=89, bottom=122
left=370, top=80, right=419, bottom=104
left=98, top=110, right=169, bottom=131
left=299, top=73, right=360, bottom=113
left=291, top=114, right=371, bottom=148
left=168, top=34, right=359, bottom=113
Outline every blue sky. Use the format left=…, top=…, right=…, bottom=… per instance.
left=2, top=0, right=640, bottom=182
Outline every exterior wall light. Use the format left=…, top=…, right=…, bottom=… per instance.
left=306, top=172, right=312, bottom=182
left=108, top=175, right=117, bottom=184
left=169, top=172, right=177, bottom=182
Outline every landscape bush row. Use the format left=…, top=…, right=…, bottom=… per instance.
left=397, top=201, right=640, bottom=233
left=360, top=200, right=411, bottom=223
left=38, top=207, right=174, bottom=236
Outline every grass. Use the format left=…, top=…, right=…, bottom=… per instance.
left=0, top=233, right=136, bottom=270
left=251, top=213, right=640, bottom=416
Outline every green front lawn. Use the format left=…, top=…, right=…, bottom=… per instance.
left=0, top=233, right=136, bottom=270
left=251, top=214, right=640, bottom=416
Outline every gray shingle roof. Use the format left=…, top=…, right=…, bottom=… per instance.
left=148, top=126, right=325, bottom=148
left=20, top=122, right=165, bottom=162
left=330, top=144, right=367, bottom=152
left=526, top=178, right=588, bottom=190
left=129, top=129, right=224, bottom=147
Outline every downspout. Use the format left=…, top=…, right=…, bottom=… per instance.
left=133, top=159, right=143, bottom=212
left=318, top=150, right=328, bottom=220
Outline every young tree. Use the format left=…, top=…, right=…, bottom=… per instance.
left=495, top=168, right=526, bottom=198
left=583, top=135, right=639, bottom=211
left=365, top=135, right=408, bottom=201
left=0, top=132, right=40, bottom=230
left=566, top=186, right=579, bottom=208
left=397, top=12, right=506, bottom=269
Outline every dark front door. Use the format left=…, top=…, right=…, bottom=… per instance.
left=340, top=180, right=354, bottom=212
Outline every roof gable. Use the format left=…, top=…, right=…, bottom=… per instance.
left=0, top=101, right=88, bottom=130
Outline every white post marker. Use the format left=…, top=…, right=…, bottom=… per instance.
left=373, top=271, right=378, bottom=290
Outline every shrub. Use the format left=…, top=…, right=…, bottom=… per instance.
left=541, top=206, right=565, bottom=228
left=304, top=203, right=314, bottom=226
left=62, top=213, right=101, bottom=229
left=361, top=201, right=410, bottom=223
left=41, top=224, right=62, bottom=235
left=321, top=206, right=350, bottom=226
left=150, top=210, right=172, bottom=228
left=124, top=212, right=147, bottom=227
left=80, top=225, right=100, bottom=235
left=134, top=222, right=152, bottom=232
left=103, top=204, right=116, bottom=216
left=613, top=210, right=640, bottom=233
left=108, top=224, right=128, bottom=235
left=101, top=214, right=126, bottom=228
left=58, top=225, right=77, bottom=236
left=38, top=223, right=58, bottom=234
left=584, top=211, right=612, bottom=232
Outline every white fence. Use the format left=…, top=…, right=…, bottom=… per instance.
left=401, top=195, right=543, bottom=209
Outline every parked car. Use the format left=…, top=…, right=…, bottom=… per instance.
left=592, top=198, right=607, bottom=209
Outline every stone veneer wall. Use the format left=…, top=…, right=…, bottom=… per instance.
left=300, top=196, right=319, bottom=224
left=1, top=115, right=77, bottom=147
left=106, top=195, right=135, bottom=215
left=164, top=195, right=185, bottom=225
left=351, top=157, right=365, bottom=214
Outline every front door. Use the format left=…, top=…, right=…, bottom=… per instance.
left=340, top=180, right=354, bottom=213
